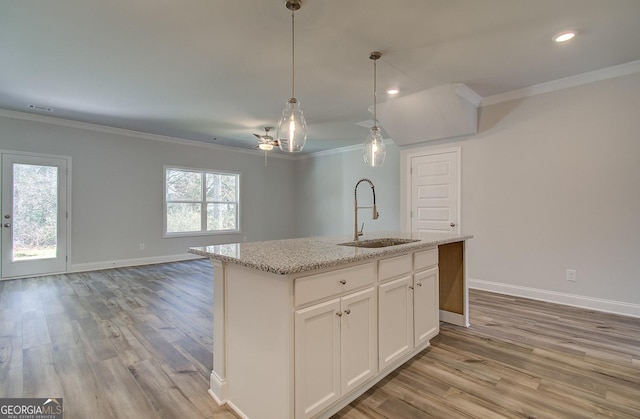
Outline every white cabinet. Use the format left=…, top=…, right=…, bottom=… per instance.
left=295, top=298, right=341, bottom=418
left=413, top=249, right=439, bottom=346
left=294, top=266, right=377, bottom=419
left=413, top=267, right=439, bottom=346
left=378, top=248, right=439, bottom=371
left=340, top=288, right=377, bottom=394
left=378, top=275, right=413, bottom=370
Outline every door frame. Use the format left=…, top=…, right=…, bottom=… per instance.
left=400, top=146, right=461, bottom=232
left=1, top=149, right=72, bottom=279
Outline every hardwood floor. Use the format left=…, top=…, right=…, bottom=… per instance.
left=338, top=290, right=640, bottom=418
left=0, top=260, right=236, bottom=418
left=1, top=260, right=638, bottom=418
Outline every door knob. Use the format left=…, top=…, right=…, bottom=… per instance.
left=3, top=223, right=10, bottom=228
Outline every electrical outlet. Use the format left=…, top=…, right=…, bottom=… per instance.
left=566, top=269, right=576, bottom=281
left=139, top=243, right=145, bottom=251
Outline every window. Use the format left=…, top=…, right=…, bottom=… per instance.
left=164, top=167, right=240, bottom=236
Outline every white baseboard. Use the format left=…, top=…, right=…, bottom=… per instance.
left=70, top=253, right=204, bottom=273
left=208, top=371, right=228, bottom=406
left=468, top=278, right=640, bottom=319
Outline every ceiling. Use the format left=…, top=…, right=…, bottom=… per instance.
left=1, top=0, right=640, bottom=154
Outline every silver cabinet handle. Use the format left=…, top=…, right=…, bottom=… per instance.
left=450, top=222, right=456, bottom=227
left=339, top=279, right=346, bottom=285
left=344, top=308, right=351, bottom=315
left=336, top=311, right=343, bottom=317
left=3, top=214, right=10, bottom=219
left=417, top=282, right=422, bottom=287
left=3, top=223, right=10, bottom=228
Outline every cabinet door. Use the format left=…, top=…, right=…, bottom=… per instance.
left=340, top=287, right=377, bottom=395
left=295, top=298, right=341, bottom=419
left=414, top=267, right=439, bottom=347
left=378, top=275, right=413, bottom=370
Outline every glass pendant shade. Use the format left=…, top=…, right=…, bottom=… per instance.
left=363, top=126, right=386, bottom=166
left=277, top=97, right=307, bottom=153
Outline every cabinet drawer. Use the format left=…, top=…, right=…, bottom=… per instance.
left=295, top=263, right=375, bottom=307
left=414, top=248, right=438, bottom=271
left=378, top=254, right=412, bottom=282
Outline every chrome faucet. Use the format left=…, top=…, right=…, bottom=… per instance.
left=353, top=178, right=379, bottom=241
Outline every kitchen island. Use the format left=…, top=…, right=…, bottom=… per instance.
left=189, top=231, right=472, bottom=419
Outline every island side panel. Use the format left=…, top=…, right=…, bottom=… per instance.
left=225, top=264, right=295, bottom=419
left=438, top=241, right=469, bottom=327
left=210, top=260, right=228, bottom=403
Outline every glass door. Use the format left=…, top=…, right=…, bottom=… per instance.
left=1, top=152, right=69, bottom=278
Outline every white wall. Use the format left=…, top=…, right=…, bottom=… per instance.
left=467, top=72, right=640, bottom=309
left=403, top=72, right=640, bottom=314
left=0, top=113, right=298, bottom=271
left=294, top=143, right=401, bottom=238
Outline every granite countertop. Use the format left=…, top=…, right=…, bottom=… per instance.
left=189, top=231, right=473, bottom=275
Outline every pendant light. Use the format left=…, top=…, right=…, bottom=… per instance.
left=276, top=0, right=307, bottom=153
left=363, top=51, right=386, bottom=167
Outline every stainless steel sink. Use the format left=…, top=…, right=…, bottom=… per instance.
left=338, top=238, right=420, bottom=248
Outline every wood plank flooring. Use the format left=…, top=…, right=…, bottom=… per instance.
left=0, top=260, right=236, bottom=418
left=338, top=290, right=640, bottom=418
left=1, top=260, right=639, bottom=418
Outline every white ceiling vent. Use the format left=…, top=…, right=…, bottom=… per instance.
left=376, top=83, right=481, bottom=146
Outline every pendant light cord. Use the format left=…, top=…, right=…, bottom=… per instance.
left=291, top=9, right=295, bottom=98
left=373, top=57, right=377, bottom=128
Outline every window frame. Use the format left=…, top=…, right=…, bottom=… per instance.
left=163, top=165, right=241, bottom=238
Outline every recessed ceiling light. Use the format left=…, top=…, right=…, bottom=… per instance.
left=553, top=31, right=576, bottom=43
left=387, top=89, right=399, bottom=95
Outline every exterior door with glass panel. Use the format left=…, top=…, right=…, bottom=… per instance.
left=1, top=152, right=69, bottom=278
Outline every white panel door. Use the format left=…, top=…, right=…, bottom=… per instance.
left=340, top=287, right=377, bottom=395
left=378, top=275, right=413, bottom=370
left=410, top=149, right=460, bottom=234
left=295, top=298, right=341, bottom=419
left=1, top=152, right=69, bottom=278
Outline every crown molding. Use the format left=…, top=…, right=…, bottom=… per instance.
left=482, top=60, right=640, bottom=106
left=0, top=108, right=297, bottom=160
left=0, top=104, right=381, bottom=161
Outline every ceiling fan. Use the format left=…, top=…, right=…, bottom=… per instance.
left=253, top=127, right=280, bottom=165
left=253, top=127, right=279, bottom=151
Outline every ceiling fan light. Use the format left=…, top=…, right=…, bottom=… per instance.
left=363, top=126, right=386, bottom=167
left=277, top=97, right=307, bottom=152
left=259, top=143, right=274, bottom=151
